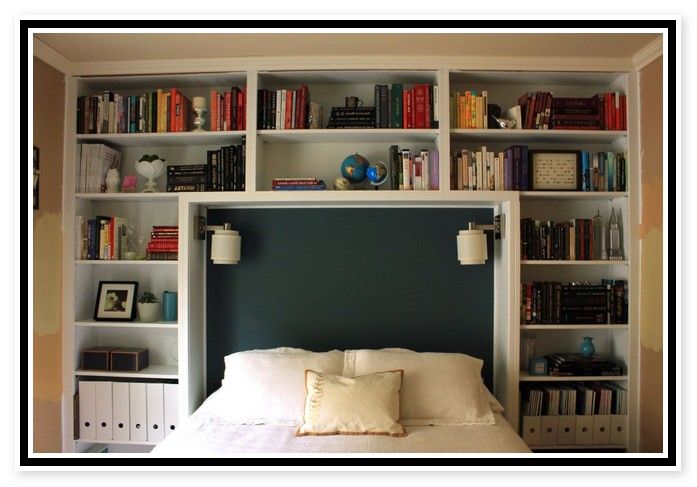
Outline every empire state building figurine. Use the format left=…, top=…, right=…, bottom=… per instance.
left=608, top=206, right=624, bottom=260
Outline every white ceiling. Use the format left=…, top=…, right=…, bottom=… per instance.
left=35, top=33, right=661, bottom=63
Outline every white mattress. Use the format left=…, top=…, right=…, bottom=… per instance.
left=152, top=390, right=531, bottom=455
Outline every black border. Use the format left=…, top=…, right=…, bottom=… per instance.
left=22, top=19, right=677, bottom=468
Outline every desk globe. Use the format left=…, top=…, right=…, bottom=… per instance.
left=366, top=161, right=388, bottom=186
left=340, top=153, right=370, bottom=183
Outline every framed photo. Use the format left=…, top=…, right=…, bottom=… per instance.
left=94, top=281, right=138, bottom=321
left=529, top=150, right=581, bottom=190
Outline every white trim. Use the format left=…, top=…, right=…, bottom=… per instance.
left=69, top=54, right=635, bottom=77
left=632, top=36, right=663, bottom=71
left=32, top=37, right=73, bottom=75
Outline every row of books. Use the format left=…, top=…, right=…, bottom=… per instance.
left=521, top=280, right=628, bottom=325
left=581, top=151, right=627, bottom=192
left=450, top=146, right=506, bottom=191
left=209, top=87, right=247, bottom=131
left=165, top=139, right=246, bottom=192
left=77, top=88, right=195, bottom=134
left=516, top=92, right=628, bottom=131
left=271, top=178, right=327, bottom=191
left=76, top=144, right=122, bottom=193
left=75, top=215, right=128, bottom=260
left=146, top=225, right=178, bottom=261
left=388, top=146, right=439, bottom=191
left=520, top=217, right=623, bottom=261
left=521, top=381, right=627, bottom=416
left=395, top=84, right=438, bottom=129
left=450, top=90, right=488, bottom=129
left=257, top=86, right=310, bottom=130
left=544, top=353, right=626, bottom=378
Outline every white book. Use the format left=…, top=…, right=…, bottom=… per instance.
left=275, top=90, right=282, bottom=130
left=420, top=149, right=429, bottom=191
left=401, top=150, right=411, bottom=190
left=433, top=85, right=439, bottom=123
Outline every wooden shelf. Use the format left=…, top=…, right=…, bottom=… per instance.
left=519, top=372, right=628, bottom=382
left=449, top=129, right=627, bottom=144
left=75, top=320, right=178, bottom=329
left=520, top=324, right=628, bottom=331
left=76, top=130, right=246, bottom=147
left=258, top=128, right=439, bottom=143
left=531, top=444, right=627, bottom=451
left=521, top=260, right=628, bottom=266
left=75, top=259, right=177, bottom=265
left=520, top=191, right=628, bottom=200
left=75, top=192, right=179, bottom=202
left=75, top=364, right=178, bottom=379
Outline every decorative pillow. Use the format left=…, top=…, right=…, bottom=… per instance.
left=344, top=349, right=496, bottom=425
left=296, top=369, right=406, bottom=437
left=220, top=348, right=345, bottom=424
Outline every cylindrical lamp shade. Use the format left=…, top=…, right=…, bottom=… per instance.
left=211, top=229, right=241, bottom=264
left=457, top=229, right=487, bottom=265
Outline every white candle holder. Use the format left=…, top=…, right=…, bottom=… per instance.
left=192, top=97, right=207, bottom=132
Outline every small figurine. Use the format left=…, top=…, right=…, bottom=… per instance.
left=104, top=167, right=121, bottom=193
left=122, top=175, right=137, bottom=193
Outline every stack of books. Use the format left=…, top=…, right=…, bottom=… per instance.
left=271, top=178, right=326, bottom=191
left=551, top=93, right=627, bottom=130
left=327, top=107, right=376, bottom=129
left=146, top=226, right=178, bottom=261
left=521, top=382, right=627, bottom=415
left=77, top=144, right=122, bottom=193
left=75, top=214, right=128, bottom=260
left=544, top=353, right=625, bottom=377
left=165, top=138, right=246, bottom=193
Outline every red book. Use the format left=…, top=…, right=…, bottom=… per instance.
left=284, top=90, right=292, bottom=129
left=298, top=85, right=308, bottom=129
left=224, top=92, right=232, bottom=131
left=169, top=88, right=178, bottom=132
left=210, top=90, right=219, bottom=132
left=409, top=89, right=415, bottom=128
left=238, top=89, right=245, bottom=130
left=413, top=84, right=427, bottom=129
left=403, top=89, right=409, bottom=128
left=620, top=95, right=627, bottom=130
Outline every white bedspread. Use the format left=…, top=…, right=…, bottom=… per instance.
left=152, top=390, right=531, bottom=455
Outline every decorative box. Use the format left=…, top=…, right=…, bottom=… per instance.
left=81, top=347, right=117, bottom=371
left=110, top=348, right=149, bottom=372
left=528, top=357, right=549, bottom=376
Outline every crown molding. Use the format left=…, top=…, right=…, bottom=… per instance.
left=632, top=36, right=663, bottom=70
left=33, top=38, right=73, bottom=75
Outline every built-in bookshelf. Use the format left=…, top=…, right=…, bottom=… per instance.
left=62, top=61, right=638, bottom=453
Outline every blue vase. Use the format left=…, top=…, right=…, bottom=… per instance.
left=580, top=336, right=596, bottom=357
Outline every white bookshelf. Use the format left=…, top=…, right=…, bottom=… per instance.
left=61, top=56, right=639, bottom=453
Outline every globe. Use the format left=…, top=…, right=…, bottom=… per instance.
left=340, top=153, right=370, bottom=183
left=366, top=161, right=388, bottom=186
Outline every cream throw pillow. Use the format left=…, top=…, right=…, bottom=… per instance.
left=296, top=369, right=406, bottom=437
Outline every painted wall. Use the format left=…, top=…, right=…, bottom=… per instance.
left=32, top=57, right=65, bottom=453
left=638, top=56, right=663, bottom=453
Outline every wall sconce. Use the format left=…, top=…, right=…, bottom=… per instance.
left=197, top=217, right=241, bottom=265
left=457, top=215, right=504, bottom=265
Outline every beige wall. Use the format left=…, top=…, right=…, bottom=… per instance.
left=33, top=57, right=65, bottom=453
left=638, top=56, right=663, bottom=453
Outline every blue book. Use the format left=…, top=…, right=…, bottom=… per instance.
left=581, top=151, right=591, bottom=191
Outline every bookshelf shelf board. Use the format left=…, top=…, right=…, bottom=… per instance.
left=531, top=445, right=627, bottom=451
left=520, top=324, right=629, bottom=331
left=257, top=128, right=439, bottom=144
left=75, top=260, right=178, bottom=266
left=449, top=129, right=627, bottom=144
left=76, top=131, right=246, bottom=147
left=75, top=321, right=178, bottom=329
left=519, top=191, right=628, bottom=200
left=75, top=364, right=178, bottom=379
left=75, top=192, right=179, bottom=203
left=76, top=439, right=158, bottom=447
left=519, top=372, right=628, bottom=382
left=521, top=260, right=629, bottom=266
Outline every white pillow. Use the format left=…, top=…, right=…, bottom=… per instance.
left=296, top=369, right=406, bottom=437
left=220, top=348, right=344, bottom=424
left=345, top=349, right=496, bottom=425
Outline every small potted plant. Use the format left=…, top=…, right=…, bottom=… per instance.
left=137, top=291, right=160, bottom=322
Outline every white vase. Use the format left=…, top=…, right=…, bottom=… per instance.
left=137, top=302, right=159, bottom=322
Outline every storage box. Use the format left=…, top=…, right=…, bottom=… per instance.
left=110, top=348, right=149, bottom=372
left=81, top=347, right=116, bottom=371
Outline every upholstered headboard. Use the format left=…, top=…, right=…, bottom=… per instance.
left=205, top=207, right=494, bottom=395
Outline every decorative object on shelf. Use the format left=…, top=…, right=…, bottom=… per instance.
left=196, top=217, right=241, bottom=265
left=93, top=281, right=138, bottom=321
left=528, top=357, right=548, bottom=376
left=121, top=175, right=137, bottom=193
left=308, top=102, right=322, bottom=129
left=81, top=347, right=116, bottom=371
left=345, top=96, right=363, bottom=108
left=579, top=336, right=596, bottom=358
left=104, top=167, right=121, bottom=193
left=33, top=146, right=39, bottom=209
left=607, top=206, right=624, bottom=260
left=592, top=207, right=606, bottom=260
left=492, top=116, right=516, bottom=129
left=456, top=215, right=505, bottom=265
left=333, top=177, right=349, bottom=190
left=192, top=96, right=207, bottom=132
left=529, top=151, right=581, bottom=190
left=162, top=291, right=178, bottom=322
left=137, top=291, right=160, bottom=322
left=110, top=348, right=149, bottom=372
left=340, top=153, right=369, bottom=184
left=366, top=161, right=388, bottom=188
left=520, top=334, right=536, bottom=370
left=125, top=224, right=146, bottom=260
left=135, top=154, right=166, bottom=193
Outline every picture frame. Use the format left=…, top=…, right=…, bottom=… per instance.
left=94, top=281, right=138, bottom=321
left=529, top=150, right=581, bottom=191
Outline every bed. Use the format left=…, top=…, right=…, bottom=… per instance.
left=152, top=348, right=530, bottom=455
